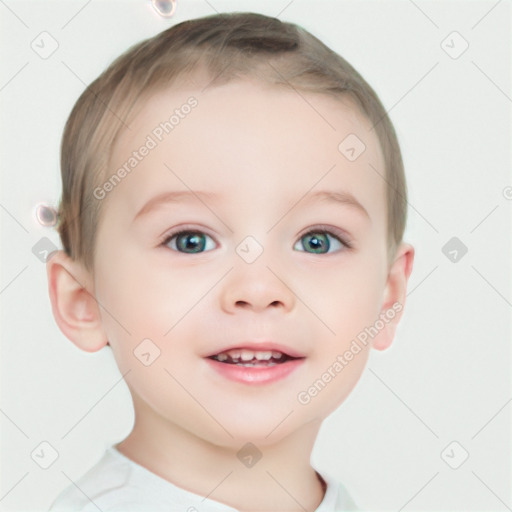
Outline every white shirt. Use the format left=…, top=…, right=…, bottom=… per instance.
left=48, top=446, right=360, bottom=511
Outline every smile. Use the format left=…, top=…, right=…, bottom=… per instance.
left=205, top=347, right=305, bottom=385
left=210, top=348, right=296, bottom=366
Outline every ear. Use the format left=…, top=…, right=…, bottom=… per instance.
left=372, top=242, right=415, bottom=351
left=46, top=250, right=108, bottom=352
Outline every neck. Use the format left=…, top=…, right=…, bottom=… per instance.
left=115, top=392, right=326, bottom=512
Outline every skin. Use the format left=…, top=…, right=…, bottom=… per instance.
left=47, top=77, right=414, bottom=512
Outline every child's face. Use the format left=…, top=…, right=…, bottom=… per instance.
left=90, top=78, right=409, bottom=446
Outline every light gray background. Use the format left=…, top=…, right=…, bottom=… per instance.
left=1, top=0, right=511, bottom=510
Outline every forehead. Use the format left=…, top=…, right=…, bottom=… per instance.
left=108, top=78, right=385, bottom=225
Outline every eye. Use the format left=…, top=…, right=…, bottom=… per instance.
left=161, top=230, right=216, bottom=254
left=159, top=226, right=351, bottom=255
left=293, top=228, right=350, bottom=254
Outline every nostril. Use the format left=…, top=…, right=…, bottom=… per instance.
left=234, top=300, right=282, bottom=308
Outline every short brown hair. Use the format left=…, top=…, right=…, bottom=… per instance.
left=57, top=11, right=407, bottom=272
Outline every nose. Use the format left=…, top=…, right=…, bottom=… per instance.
left=219, top=263, right=296, bottom=314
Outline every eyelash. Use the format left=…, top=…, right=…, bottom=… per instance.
left=158, top=224, right=353, bottom=253
left=304, top=226, right=353, bottom=250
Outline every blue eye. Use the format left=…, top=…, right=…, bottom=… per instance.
left=293, top=230, right=347, bottom=254
left=163, top=231, right=216, bottom=254
left=161, top=227, right=350, bottom=255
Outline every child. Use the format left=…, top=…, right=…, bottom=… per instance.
left=46, top=11, right=414, bottom=512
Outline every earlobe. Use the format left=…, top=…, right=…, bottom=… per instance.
left=46, top=250, right=108, bottom=352
left=372, top=243, right=415, bottom=351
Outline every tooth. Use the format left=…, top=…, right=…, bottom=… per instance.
left=217, top=349, right=287, bottom=363
left=255, top=351, right=272, bottom=361
left=240, top=349, right=255, bottom=361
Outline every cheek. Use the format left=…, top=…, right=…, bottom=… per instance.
left=297, top=343, right=371, bottom=423
left=293, top=260, right=384, bottom=417
left=95, top=251, right=166, bottom=326
left=94, top=254, right=213, bottom=360
left=314, top=257, right=384, bottom=340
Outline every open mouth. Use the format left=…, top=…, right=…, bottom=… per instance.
left=208, top=349, right=300, bottom=367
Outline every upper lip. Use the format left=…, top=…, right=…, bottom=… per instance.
left=204, top=342, right=306, bottom=359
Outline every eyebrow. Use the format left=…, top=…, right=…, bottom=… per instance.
left=133, top=189, right=370, bottom=223
left=301, top=190, right=370, bottom=221
left=133, top=190, right=219, bottom=223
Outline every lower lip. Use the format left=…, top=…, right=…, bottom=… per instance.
left=205, top=358, right=305, bottom=385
